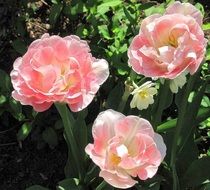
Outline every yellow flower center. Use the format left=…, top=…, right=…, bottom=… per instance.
left=138, top=90, right=148, bottom=99
left=168, top=35, right=178, bottom=48
left=110, top=153, right=121, bottom=165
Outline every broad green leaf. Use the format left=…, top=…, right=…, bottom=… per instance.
left=73, top=113, right=87, bottom=164
left=201, top=96, right=210, bottom=107
left=57, top=178, right=83, bottom=190
left=202, top=23, right=210, bottom=31
left=54, top=119, right=63, bottom=130
left=195, top=3, right=205, bottom=16
left=123, top=7, right=135, bottom=24
left=97, top=0, right=122, bottom=14
left=200, top=183, right=210, bottom=190
left=157, top=107, right=210, bottom=132
left=177, top=130, right=198, bottom=178
left=205, top=49, right=210, bottom=61
left=0, top=95, right=6, bottom=105
left=26, top=185, right=49, bottom=190
left=138, top=2, right=156, bottom=11
left=98, top=25, right=112, bottom=40
left=42, top=127, right=58, bottom=148
left=144, top=4, right=165, bottom=16
left=182, top=157, right=210, bottom=188
left=49, top=3, right=63, bottom=25
left=0, top=69, right=11, bottom=93
left=17, top=122, right=32, bottom=141
left=11, top=39, right=27, bottom=54
left=105, top=82, right=124, bottom=110
left=51, top=0, right=60, bottom=4
left=9, top=97, right=25, bottom=121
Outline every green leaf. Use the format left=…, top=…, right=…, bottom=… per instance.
left=202, top=23, right=210, bottom=31
left=26, top=185, right=49, bottom=190
left=51, top=0, right=60, bottom=4
left=105, top=82, right=124, bottom=110
left=98, top=25, right=112, bottom=40
left=206, top=49, right=210, bottom=61
left=97, top=0, right=122, bottom=14
left=9, top=97, right=25, bottom=121
left=17, top=122, right=32, bottom=141
left=73, top=112, right=87, bottom=164
left=182, top=157, right=210, bottom=188
left=201, top=96, right=210, bottom=107
left=138, top=2, right=156, bottom=10
left=123, top=7, right=135, bottom=24
left=42, top=127, right=58, bottom=148
left=0, top=95, right=6, bottom=105
left=11, top=39, right=27, bottom=54
left=200, top=183, right=210, bottom=190
left=54, top=119, right=63, bottom=130
left=195, top=3, right=205, bottom=16
left=144, top=4, right=165, bottom=16
left=49, top=3, right=63, bottom=25
left=57, top=178, right=83, bottom=190
left=0, top=69, right=11, bottom=93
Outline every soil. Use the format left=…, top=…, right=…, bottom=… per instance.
left=0, top=124, right=67, bottom=190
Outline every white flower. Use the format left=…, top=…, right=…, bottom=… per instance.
left=169, top=73, right=187, bottom=93
left=130, top=81, right=157, bottom=110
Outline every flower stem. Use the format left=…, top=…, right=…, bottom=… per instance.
left=95, top=181, right=107, bottom=190
left=152, top=80, right=171, bottom=130
left=170, top=74, right=197, bottom=190
left=55, top=103, right=83, bottom=181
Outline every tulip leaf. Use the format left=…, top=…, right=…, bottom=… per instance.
left=57, top=178, right=83, bottom=190
left=17, top=122, right=32, bottom=141
left=182, top=157, right=210, bottom=188
left=49, top=3, right=63, bottom=25
left=42, top=127, right=58, bottom=148
left=202, top=23, right=210, bottom=31
left=97, top=0, right=122, bottom=14
left=11, top=39, right=27, bottom=54
left=105, top=82, right=124, bottom=110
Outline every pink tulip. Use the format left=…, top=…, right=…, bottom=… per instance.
left=10, top=34, right=109, bottom=112
left=128, top=2, right=207, bottom=79
left=85, top=109, right=166, bottom=189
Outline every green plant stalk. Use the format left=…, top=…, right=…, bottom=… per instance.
left=117, top=89, right=130, bottom=112
left=170, top=74, right=197, bottom=190
left=55, top=103, right=83, bottom=181
left=95, top=181, right=107, bottom=190
left=152, top=80, right=170, bottom=130
left=157, top=107, right=210, bottom=132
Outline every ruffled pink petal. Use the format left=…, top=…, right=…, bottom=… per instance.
left=165, top=1, right=203, bottom=26
left=91, top=110, right=125, bottom=156
left=100, top=170, right=137, bottom=189
left=114, top=116, right=154, bottom=144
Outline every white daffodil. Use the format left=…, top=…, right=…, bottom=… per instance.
left=130, top=81, right=157, bottom=110
left=169, top=73, right=187, bottom=93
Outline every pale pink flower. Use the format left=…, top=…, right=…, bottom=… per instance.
left=85, top=109, right=166, bottom=189
left=10, top=34, right=109, bottom=112
left=128, top=2, right=207, bottom=79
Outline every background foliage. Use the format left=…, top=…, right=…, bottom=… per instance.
left=0, top=0, right=210, bottom=189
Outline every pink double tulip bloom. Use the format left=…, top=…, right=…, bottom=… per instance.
left=10, top=34, right=109, bottom=112
left=128, top=2, right=207, bottom=79
left=86, top=109, right=166, bottom=189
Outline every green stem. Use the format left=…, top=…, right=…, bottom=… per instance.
left=117, top=89, right=130, bottom=112
left=170, top=74, right=197, bottom=190
left=55, top=103, right=83, bottom=181
left=152, top=80, right=171, bottom=129
left=157, top=107, right=210, bottom=132
left=95, top=181, right=107, bottom=190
